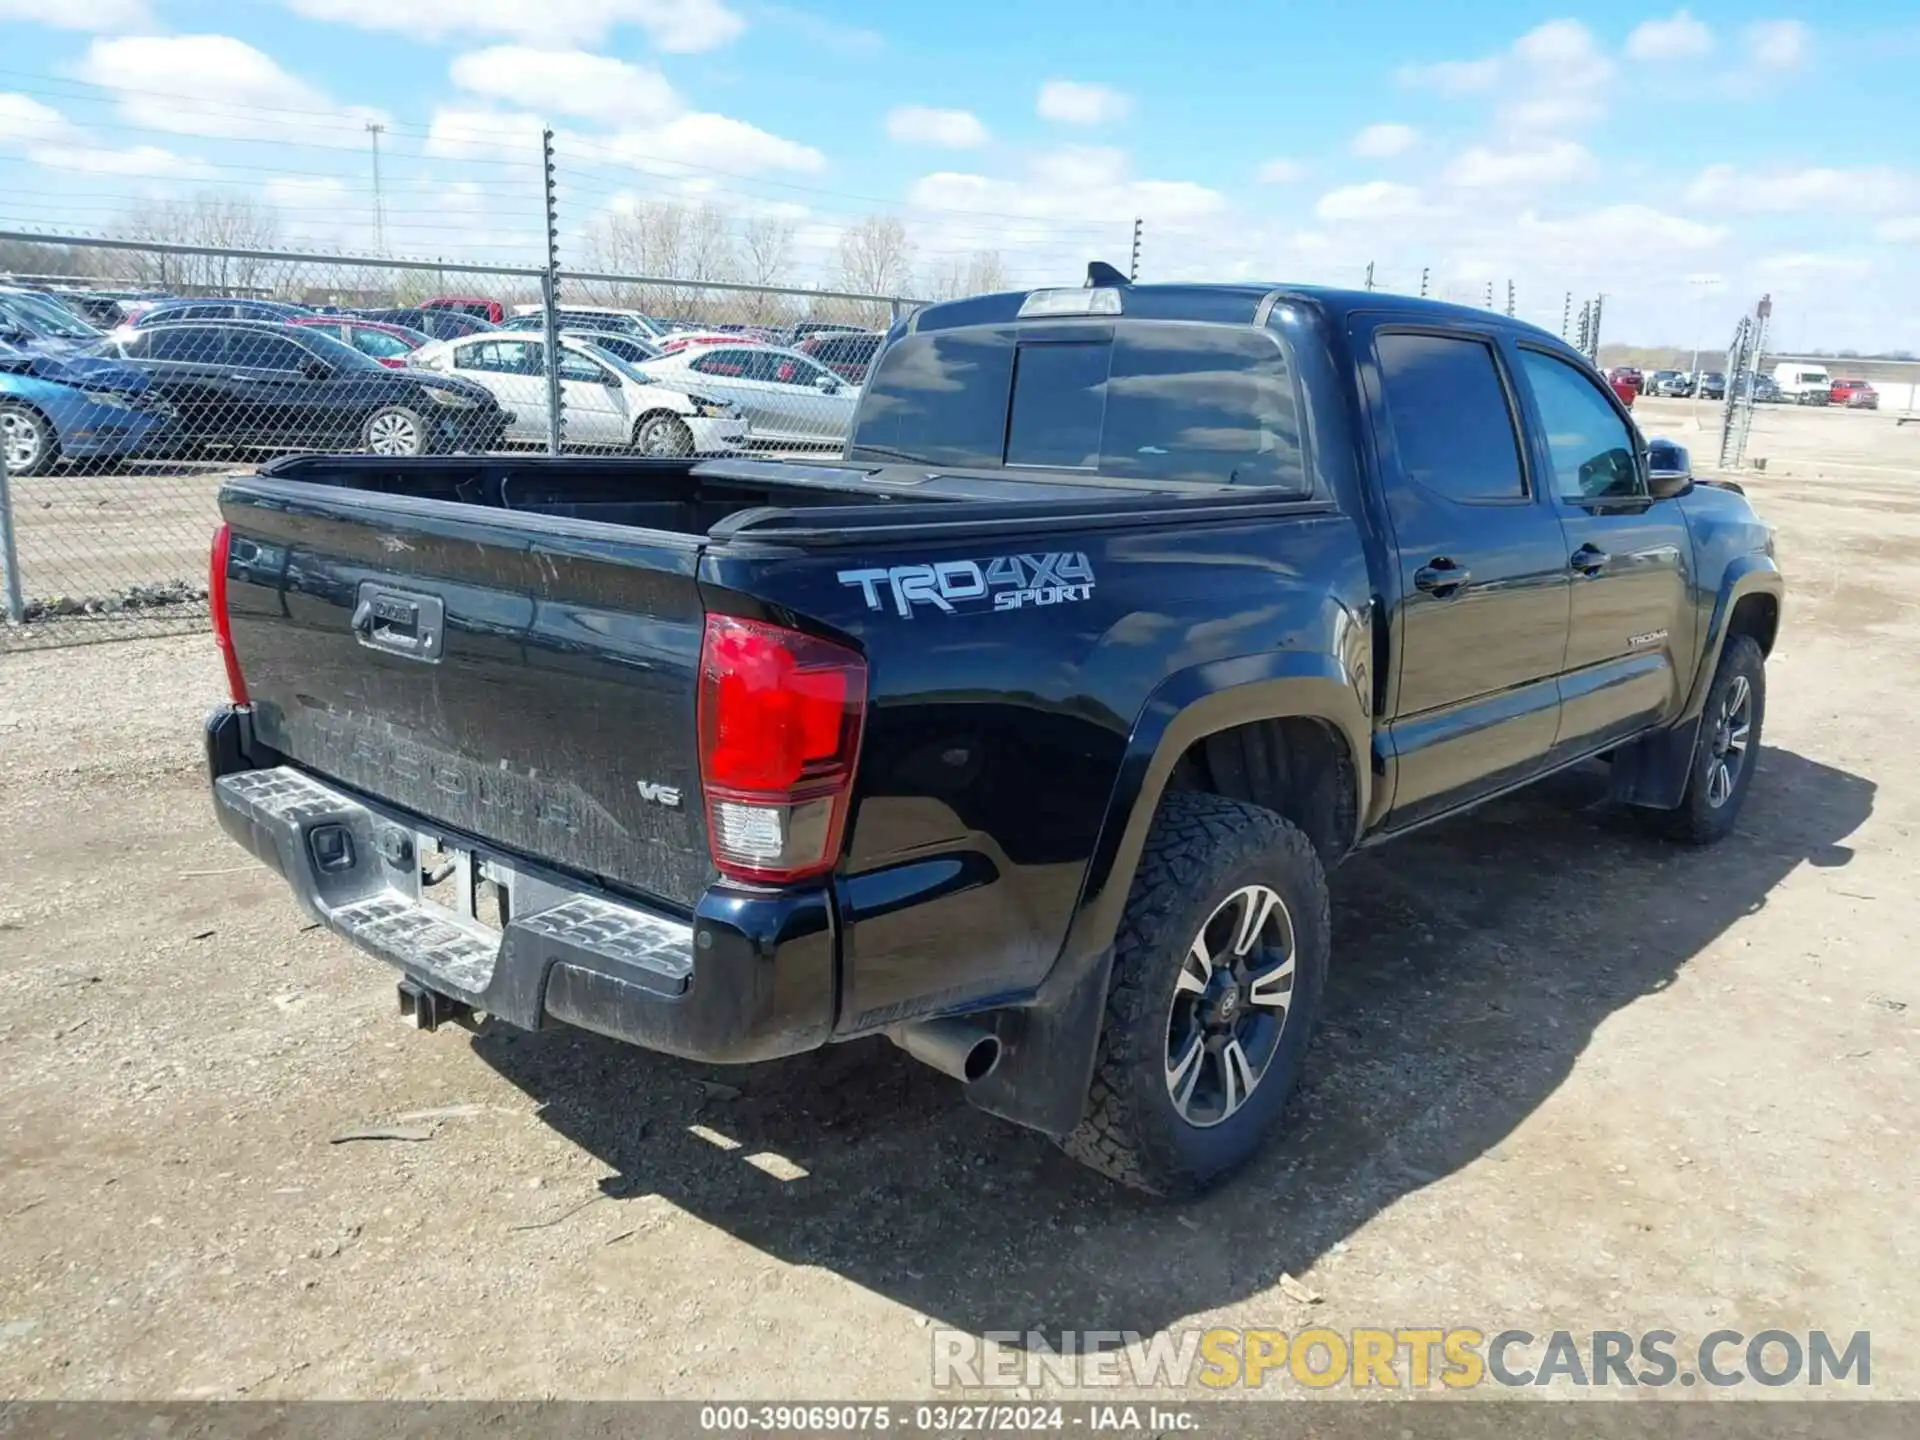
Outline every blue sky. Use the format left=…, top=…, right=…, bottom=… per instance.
left=3, top=0, right=1918, bottom=350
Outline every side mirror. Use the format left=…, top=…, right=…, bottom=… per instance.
left=1648, top=468, right=1692, bottom=500
left=814, top=373, right=840, bottom=392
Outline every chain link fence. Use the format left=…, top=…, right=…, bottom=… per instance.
left=4, top=228, right=1619, bottom=651
left=1, top=233, right=916, bottom=648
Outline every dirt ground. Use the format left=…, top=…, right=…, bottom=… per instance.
left=1, top=397, right=1915, bottom=1401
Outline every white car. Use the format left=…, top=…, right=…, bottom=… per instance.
left=633, top=341, right=857, bottom=450
left=410, top=332, right=746, bottom=456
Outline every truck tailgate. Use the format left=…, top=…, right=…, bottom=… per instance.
left=219, top=478, right=712, bottom=910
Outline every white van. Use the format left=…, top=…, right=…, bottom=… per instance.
left=1772, top=361, right=1831, bottom=405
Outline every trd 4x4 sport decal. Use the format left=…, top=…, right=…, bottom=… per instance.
left=837, top=553, right=1096, bottom=618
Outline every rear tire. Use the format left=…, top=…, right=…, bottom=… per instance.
left=634, top=412, right=694, bottom=457
left=1057, top=792, right=1330, bottom=1197
left=1, top=403, right=58, bottom=478
left=1635, top=634, right=1766, bottom=845
left=363, top=405, right=427, bottom=456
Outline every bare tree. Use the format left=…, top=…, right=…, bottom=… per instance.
left=116, top=193, right=283, bottom=294
left=739, top=215, right=798, bottom=323
left=922, top=249, right=1008, bottom=302
left=836, top=215, right=915, bottom=326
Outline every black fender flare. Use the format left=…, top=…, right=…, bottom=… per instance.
left=965, top=649, right=1371, bottom=1137
left=1681, top=555, right=1783, bottom=722
left=1611, top=554, right=1784, bottom=810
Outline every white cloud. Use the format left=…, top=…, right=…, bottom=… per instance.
left=1315, top=181, right=1424, bottom=222
left=265, top=175, right=352, bottom=207
left=1755, top=251, right=1871, bottom=278
left=1036, top=80, right=1132, bottom=126
left=0, top=0, right=150, bottom=28
left=1518, top=203, right=1725, bottom=261
left=29, top=142, right=207, bottom=176
left=1396, top=57, right=1502, bottom=94
left=1351, top=123, right=1417, bottom=159
left=1626, top=10, right=1714, bottom=61
left=1396, top=20, right=1614, bottom=134
left=76, top=34, right=381, bottom=140
left=425, top=107, right=546, bottom=161
left=1445, top=141, right=1591, bottom=189
left=1504, top=20, right=1613, bottom=131
left=1875, top=217, right=1920, bottom=243
left=600, top=113, right=825, bottom=175
left=284, top=0, right=743, bottom=51
left=450, top=46, right=681, bottom=125
left=1745, top=19, right=1810, bottom=70
left=0, top=93, right=72, bottom=146
left=1686, top=163, right=1909, bottom=214
left=910, top=144, right=1213, bottom=232
left=885, top=106, right=988, bottom=149
left=1257, top=157, right=1306, bottom=184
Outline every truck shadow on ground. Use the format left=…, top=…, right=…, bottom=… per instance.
left=473, top=745, right=1872, bottom=1340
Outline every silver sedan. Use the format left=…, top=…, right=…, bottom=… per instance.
left=634, top=342, right=856, bottom=450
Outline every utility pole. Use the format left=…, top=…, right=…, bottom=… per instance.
left=1364, top=261, right=1375, bottom=291
left=540, top=127, right=564, bottom=456
left=1505, top=280, right=1515, bottom=318
left=1129, top=218, right=1142, bottom=282
left=1485, top=280, right=1494, bottom=310
left=1589, top=294, right=1605, bottom=361
left=1419, top=266, right=1429, bottom=298
left=365, top=121, right=387, bottom=255
left=1561, top=291, right=1572, bottom=339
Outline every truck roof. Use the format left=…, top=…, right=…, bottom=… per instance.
left=908, top=281, right=1567, bottom=345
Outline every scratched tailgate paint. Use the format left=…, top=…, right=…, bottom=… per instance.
left=218, top=482, right=715, bottom=911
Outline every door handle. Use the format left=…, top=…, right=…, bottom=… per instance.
left=1413, top=558, right=1470, bottom=597
left=1570, top=543, right=1611, bottom=576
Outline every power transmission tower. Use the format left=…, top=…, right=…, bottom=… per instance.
left=365, top=122, right=387, bottom=255
left=1364, top=261, right=1375, bottom=291
left=1419, top=267, right=1429, bottom=298
left=1505, top=280, right=1515, bottom=318
left=1129, top=218, right=1142, bottom=282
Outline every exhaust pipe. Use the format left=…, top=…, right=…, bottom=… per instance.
left=887, top=1018, right=1002, bottom=1084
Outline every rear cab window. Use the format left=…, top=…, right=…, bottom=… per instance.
left=850, top=321, right=1308, bottom=490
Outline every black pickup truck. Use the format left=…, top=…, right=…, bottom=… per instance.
left=205, top=272, right=1784, bottom=1196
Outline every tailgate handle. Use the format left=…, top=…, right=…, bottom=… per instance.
left=351, top=584, right=446, bottom=663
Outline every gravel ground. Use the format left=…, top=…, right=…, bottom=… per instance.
left=1, top=398, right=1915, bottom=1402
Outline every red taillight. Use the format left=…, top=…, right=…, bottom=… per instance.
left=209, top=523, right=249, bottom=705
left=697, top=614, right=866, bottom=883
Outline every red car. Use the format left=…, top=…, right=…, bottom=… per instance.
left=797, top=330, right=883, bottom=384
left=658, top=330, right=774, bottom=354
left=421, top=295, right=506, bottom=325
left=1830, top=378, right=1878, bottom=409
left=1606, top=366, right=1642, bottom=406
left=288, top=316, right=432, bottom=368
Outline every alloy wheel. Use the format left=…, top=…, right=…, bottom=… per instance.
left=3, top=410, right=46, bottom=473
left=367, top=411, right=422, bottom=455
left=1706, top=673, right=1753, bottom=809
left=1164, top=884, right=1298, bottom=1128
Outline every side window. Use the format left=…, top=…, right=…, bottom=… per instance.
left=227, top=332, right=307, bottom=371
left=451, top=341, right=488, bottom=372
left=350, top=328, right=411, bottom=359
left=1103, top=323, right=1305, bottom=489
left=1374, top=332, right=1527, bottom=502
left=557, top=348, right=607, bottom=383
left=693, top=349, right=753, bottom=378
left=143, top=326, right=226, bottom=364
left=1517, top=349, right=1643, bottom=502
left=848, top=331, right=1014, bottom=467
left=1006, top=342, right=1110, bottom=469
